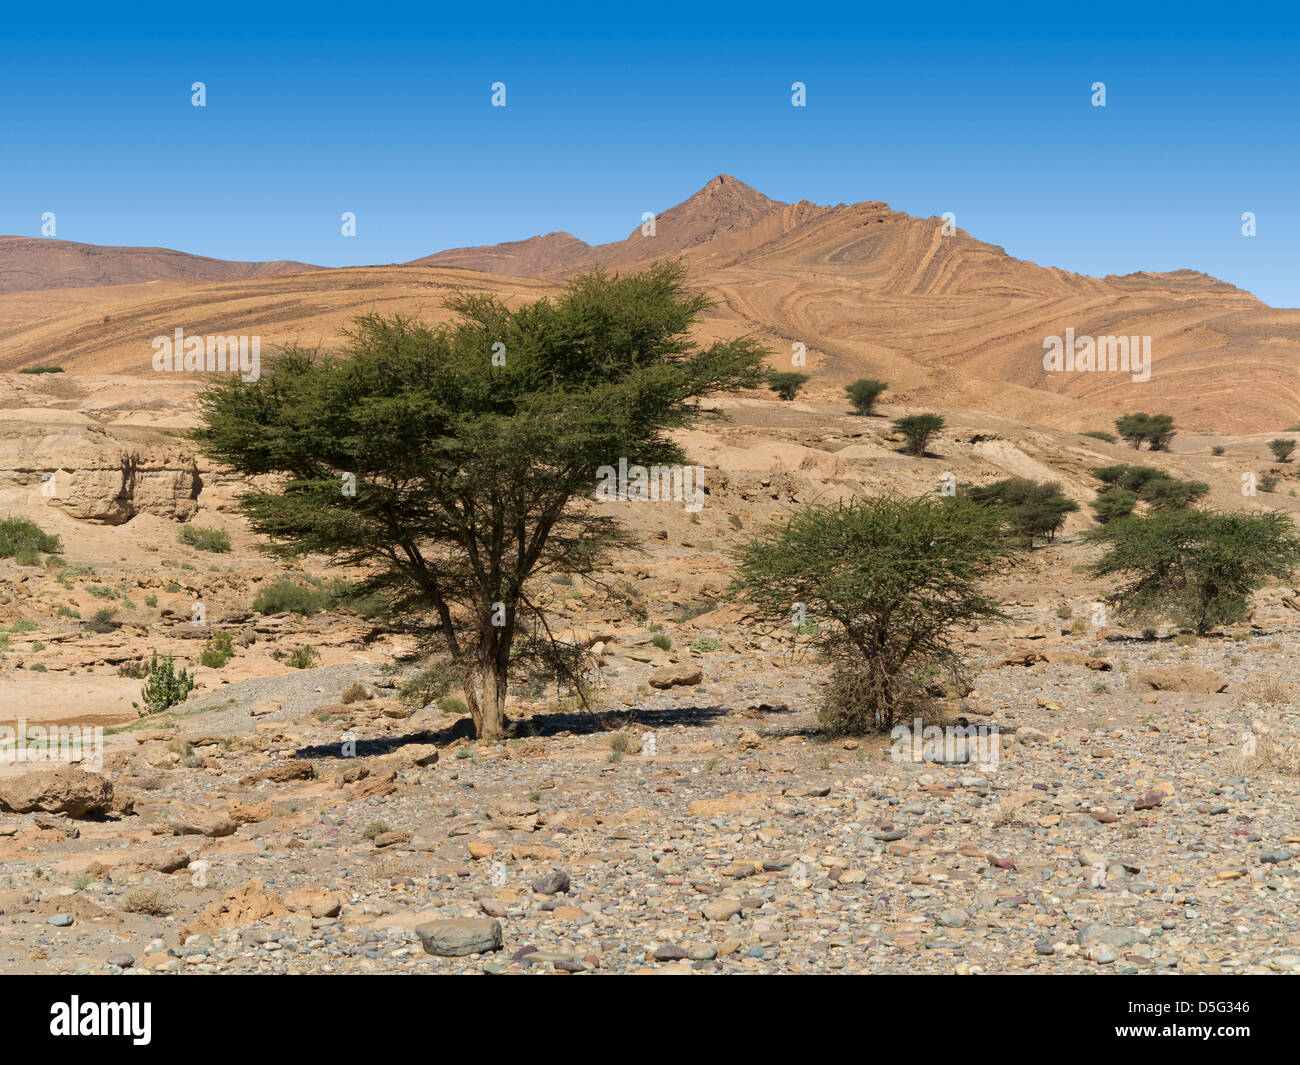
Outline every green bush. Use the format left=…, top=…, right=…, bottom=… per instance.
left=286, top=645, right=318, bottom=669
left=892, top=414, right=945, bottom=456
left=1115, top=412, right=1176, bottom=451
left=399, top=666, right=455, bottom=708
left=690, top=636, right=722, bottom=652
left=731, top=494, right=1013, bottom=733
left=1090, top=487, right=1138, bottom=523
left=1089, top=509, right=1300, bottom=635
left=845, top=378, right=887, bottom=415
left=84, top=608, right=119, bottom=634
left=965, top=478, right=1078, bottom=546
left=16, top=366, right=64, bottom=374
left=650, top=633, right=671, bottom=651
left=1082, top=430, right=1118, bottom=443
left=178, top=525, right=232, bottom=553
left=0, top=517, right=62, bottom=559
left=200, top=632, right=234, bottom=669
left=1269, top=438, right=1296, bottom=462
left=135, top=652, right=195, bottom=716
left=767, top=371, right=809, bottom=401
left=253, top=580, right=328, bottom=615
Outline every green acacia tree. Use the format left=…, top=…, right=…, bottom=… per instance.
left=767, top=371, right=809, bottom=401
left=892, top=413, right=945, bottom=456
left=193, top=263, right=767, bottom=738
left=730, top=495, right=1013, bottom=733
left=845, top=378, right=887, bottom=415
left=1089, top=509, right=1300, bottom=635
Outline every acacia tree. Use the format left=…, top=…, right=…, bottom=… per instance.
left=731, top=495, right=1013, bottom=733
left=1089, top=509, right=1300, bottom=635
left=194, top=263, right=766, bottom=738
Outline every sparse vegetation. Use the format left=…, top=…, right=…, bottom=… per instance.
left=1115, top=412, right=1176, bottom=451
left=178, top=525, right=232, bottom=552
left=195, top=263, right=767, bottom=739
left=767, top=371, right=809, bottom=401
left=134, top=652, right=196, bottom=716
left=732, top=494, right=1012, bottom=733
left=1089, top=509, right=1300, bottom=636
left=892, top=413, right=945, bottom=456
left=845, top=378, right=887, bottom=415
left=0, top=517, right=61, bottom=559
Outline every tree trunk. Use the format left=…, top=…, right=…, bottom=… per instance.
left=478, top=658, right=507, bottom=739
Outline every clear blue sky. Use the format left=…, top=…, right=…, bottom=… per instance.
left=3, top=1, right=1299, bottom=305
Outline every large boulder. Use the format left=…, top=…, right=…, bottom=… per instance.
left=649, top=665, right=704, bottom=690
left=0, top=769, right=113, bottom=818
left=165, top=802, right=236, bottom=838
left=1128, top=666, right=1227, bottom=694
left=416, top=918, right=503, bottom=957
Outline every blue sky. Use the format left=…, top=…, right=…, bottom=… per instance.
left=3, top=2, right=1299, bottom=305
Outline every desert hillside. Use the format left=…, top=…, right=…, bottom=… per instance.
left=3, top=176, right=1297, bottom=433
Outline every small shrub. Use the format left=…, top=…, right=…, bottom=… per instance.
left=1211, top=445, right=1226, bottom=456
left=287, top=645, right=318, bottom=669
left=362, top=821, right=392, bottom=840
left=0, top=517, right=62, bottom=559
left=340, top=682, right=370, bottom=704
left=1269, top=439, right=1296, bottom=462
left=17, top=365, right=64, bottom=375
left=399, top=666, right=454, bottom=708
left=766, top=371, right=809, bottom=401
left=178, top=525, right=232, bottom=553
left=439, top=696, right=468, bottom=715
left=1055, top=605, right=1073, bottom=619
left=845, top=378, right=887, bottom=415
left=690, top=636, right=722, bottom=652
left=1082, top=430, right=1118, bottom=444
left=120, top=885, right=173, bottom=915
left=84, top=608, right=119, bottom=634
left=650, top=633, right=671, bottom=651
left=199, top=631, right=234, bottom=669
left=134, top=652, right=195, bottom=716
left=253, top=580, right=327, bottom=615
left=892, top=414, right=945, bottom=456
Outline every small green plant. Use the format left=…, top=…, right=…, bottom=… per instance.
left=1211, top=445, right=1226, bottom=456
left=178, top=525, right=232, bottom=552
left=651, top=633, right=671, bottom=651
left=1082, top=430, right=1118, bottom=444
left=439, top=696, right=468, bottom=715
left=253, top=580, right=328, bottom=615
left=0, top=517, right=62, bottom=559
left=16, top=365, right=64, bottom=375
left=144, top=594, right=158, bottom=607
left=287, top=645, right=318, bottom=669
left=1055, top=604, right=1073, bottom=619
left=200, top=631, right=234, bottom=669
left=134, top=651, right=195, bottom=716
left=362, top=821, right=392, bottom=840
left=845, top=378, right=887, bottom=415
left=1269, top=439, right=1296, bottom=462
left=84, top=608, right=119, bottom=634
left=766, top=371, right=809, bottom=401
left=892, top=414, right=945, bottom=457
left=690, top=635, right=722, bottom=652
